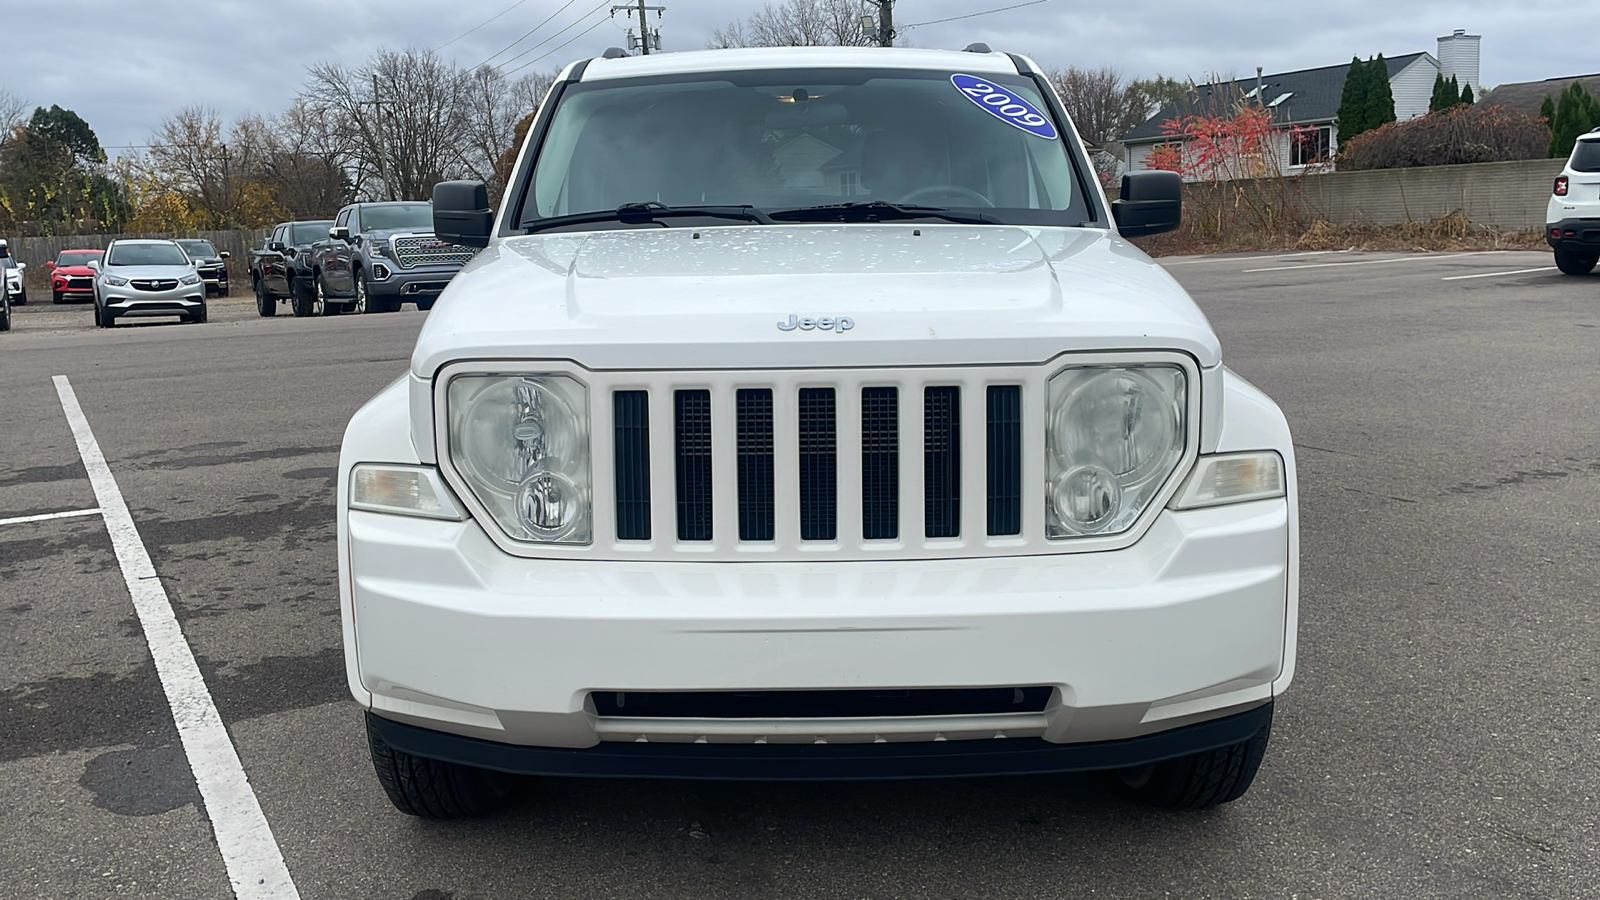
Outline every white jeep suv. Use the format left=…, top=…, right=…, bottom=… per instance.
left=339, top=46, right=1299, bottom=819
left=1547, top=127, right=1600, bottom=275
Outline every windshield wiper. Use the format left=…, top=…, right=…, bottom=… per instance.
left=523, top=202, right=774, bottom=234
left=768, top=201, right=998, bottom=225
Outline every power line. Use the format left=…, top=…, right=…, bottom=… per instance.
left=434, top=0, right=536, bottom=52
left=497, top=0, right=612, bottom=71
left=502, top=14, right=611, bottom=76
left=474, top=0, right=585, bottom=68
left=899, top=0, right=1050, bottom=30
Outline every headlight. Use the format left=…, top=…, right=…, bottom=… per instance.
left=181, top=273, right=202, bottom=285
left=446, top=374, right=591, bottom=544
left=103, top=275, right=129, bottom=287
left=370, top=239, right=392, bottom=258
left=1047, top=365, right=1186, bottom=537
left=350, top=464, right=464, bottom=519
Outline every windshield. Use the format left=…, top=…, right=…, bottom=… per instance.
left=360, top=204, right=433, bottom=231
left=522, top=68, right=1092, bottom=229
left=177, top=240, right=218, bottom=259
left=107, top=242, right=191, bottom=267
left=292, top=221, right=334, bottom=244
left=1573, top=139, right=1600, bottom=174
left=57, top=251, right=102, bottom=267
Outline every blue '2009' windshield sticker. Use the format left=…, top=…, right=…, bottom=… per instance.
left=951, top=73, right=1059, bottom=140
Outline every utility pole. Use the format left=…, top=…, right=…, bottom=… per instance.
left=862, top=0, right=894, bottom=47
left=611, top=0, right=663, bottom=55
left=363, top=72, right=393, bottom=201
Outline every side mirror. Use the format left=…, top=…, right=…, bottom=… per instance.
left=88, top=259, right=101, bottom=270
left=47, top=261, right=56, bottom=270
left=16, top=262, right=24, bottom=271
left=433, top=180, right=493, bottom=249
left=1112, top=171, right=1182, bottom=237
left=219, top=251, right=230, bottom=259
left=330, top=226, right=352, bottom=242
left=268, top=241, right=285, bottom=252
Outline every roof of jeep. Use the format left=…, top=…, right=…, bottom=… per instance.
left=577, top=46, right=1025, bottom=82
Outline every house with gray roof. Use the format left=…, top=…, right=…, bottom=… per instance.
left=1119, top=30, right=1481, bottom=178
left=1480, top=74, right=1600, bottom=117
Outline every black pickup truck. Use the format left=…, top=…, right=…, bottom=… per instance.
left=251, top=219, right=334, bottom=317
left=309, top=201, right=474, bottom=314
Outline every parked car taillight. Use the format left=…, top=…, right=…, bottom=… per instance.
left=1554, top=176, right=1569, bottom=197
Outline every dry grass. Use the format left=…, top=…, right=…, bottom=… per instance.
left=1132, top=211, right=1546, bottom=257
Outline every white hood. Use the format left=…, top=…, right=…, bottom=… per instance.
left=410, top=224, right=1221, bottom=378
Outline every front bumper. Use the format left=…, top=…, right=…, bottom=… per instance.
left=101, top=286, right=205, bottom=317
left=1546, top=217, right=1600, bottom=253
left=366, top=260, right=460, bottom=299
left=345, top=496, right=1291, bottom=765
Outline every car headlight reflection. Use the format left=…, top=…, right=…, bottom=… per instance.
left=1047, top=365, right=1186, bottom=537
left=447, top=374, right=591, bottom=544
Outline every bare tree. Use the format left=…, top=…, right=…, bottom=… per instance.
left=0, top=87, right=27, bottom=151
left=460, top=66, right=557, bottom=199
left=144, top=106, right=234, bottom=225
left=1046, top=66, right=1157, bottom=148
left=709, top=0, right=877, bottom=48
left=303, top=48, right=476, bottom=202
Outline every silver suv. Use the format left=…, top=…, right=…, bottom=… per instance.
left=92, top=239, right=208, bottom=327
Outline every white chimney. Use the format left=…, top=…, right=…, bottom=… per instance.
left=1437, top=28, right=1481, bottom=96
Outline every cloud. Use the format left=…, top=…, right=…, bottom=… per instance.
left=0, top=0, right=1586, bottom=152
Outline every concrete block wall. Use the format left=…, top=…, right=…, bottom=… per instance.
left=1295, top=158, right=1564, bottom=229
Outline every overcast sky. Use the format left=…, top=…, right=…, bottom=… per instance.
left=0, top=0, right=1590, bottom=154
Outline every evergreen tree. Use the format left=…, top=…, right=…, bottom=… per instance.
left=1539, top=95, right=1556, bottom=123
left=1549, top=80, right=1600, bottom=158
left=1364, top=55, right=1397, bottom=129
left=1430, top=72, right=1453, bottom=112
left=1460, top=83, right=1474, bottom=106
left=1448, top=75, right=1462, bottom=107
left=1337, top=56, right=1371, bottom=145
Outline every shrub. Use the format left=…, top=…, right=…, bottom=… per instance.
left=1337, top=104, right=1549, bottom=170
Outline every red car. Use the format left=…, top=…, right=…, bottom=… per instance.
left=49, top=249, right=104, bottom=303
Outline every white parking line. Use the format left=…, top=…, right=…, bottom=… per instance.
left=1440, top=266, right=1559, bottom=281
left=1159, top=249, right=1352, bottom=267
left=0, top=507, right=102, bottom=527
left=1243, top=252, right=1473, bottom=273
left=53, top=375, right=300, bottom=900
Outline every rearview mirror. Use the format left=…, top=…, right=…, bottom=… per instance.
left=433, top=180, right=493, bottom=249
left=220, top=251, right=230, bottom=259
left=1112, top=171, right=1182, bottom=237
left=268, top=241, right=285, bottom=252
left=330, top=226, right=352, bottom=242
left=88, top=259, right=100, bottom=270
left=47, top=261, right=56, bottom=270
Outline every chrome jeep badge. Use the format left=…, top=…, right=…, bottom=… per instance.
left=778, top=314, right=854, bottom=333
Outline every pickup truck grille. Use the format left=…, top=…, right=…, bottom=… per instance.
left=392, top=235, right=476, bottom=270
left=611, top=377, right=1027, bottom=551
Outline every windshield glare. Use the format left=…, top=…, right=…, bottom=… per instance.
left=292, top=222, right=334, bottom=244
left=178, top=240, right=217, bottom=258
left=361, top=204, right=433, bottom=231
left=57, top=251, right=102, bottom=267
left=108, top=243, right=191, bottom=267
left=525, top=68, right=1089, bottom=228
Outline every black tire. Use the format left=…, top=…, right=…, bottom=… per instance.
left=188, top=303, right=208, bottom=324
left=1116, top=708, right=1272, bottom=809
left=1554, top=248, right=1598, bottom=276
left=314, top=276, right=336, bottom=316
left=1, top=296, right=10, bottom=332
left=255, top=279, right=277, bottom=317
left=52, top=290, right=64, bottom=304
left=291, top=277, right=317, bottom=317
left=95, top=302, right=113, bottom=328
left=365, top=715, right=511, bottom=819
left=12, top=289, right=24, bottom=306
left=216, top=281, right=230, bottom=298
left=417, top=298, right=436, bottom=312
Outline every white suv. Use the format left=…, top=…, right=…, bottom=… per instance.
left=339, top=46, right=1299, bottom=819
left=1547, top=128, right=1600, bottom=275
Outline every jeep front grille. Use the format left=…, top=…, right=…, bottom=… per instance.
left=612, top=379, right=1031, bottom=547
left=392, top=234, right=477, bottom=270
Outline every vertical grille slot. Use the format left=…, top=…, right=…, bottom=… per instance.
left=736, top=389, right=775, bottom=541
left=613, top=391, right=651, bottom=540
left=797, top=388, right=837, bottom=541
left=674, top=390, right=713, bottom=541
left=924, top=386, right=961, bottom=538
left=861, top=387, right=899, bottom=540
left=986, top=385, right=1022, bottom=536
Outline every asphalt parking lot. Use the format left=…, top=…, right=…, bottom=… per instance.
left=1, top=249, right=1596, bottom=899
